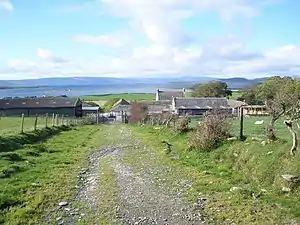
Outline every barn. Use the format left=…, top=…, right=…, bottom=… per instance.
left=172, top=97, right=233, bottom=116
left=0, top=97, right=82, bottom=117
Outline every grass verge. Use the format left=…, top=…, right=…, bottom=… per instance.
left=97, top=159, right=120, bottom=225
left=0, top=125, right=106, bottom=225
left=128, top=124, right=300, bottom=224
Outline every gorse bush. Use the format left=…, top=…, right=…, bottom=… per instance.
left=174, top=116, right=190, bottom=134
left=188, top=110, right=232, bottom=151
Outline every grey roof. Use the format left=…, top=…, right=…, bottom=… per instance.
left=157, top=90, right=184, bottom=100
left=227, top=99, right=248, bottom=108
left=143, top=100, right=172, bottom=113
left=0, top=97, right=79, bottom=109
left=111, top=98, right=131, bottom=112
left=110, top=104, right=132, bottom=113
left=243, top=105, right=266, bottom=108
left=113, top=98, right=130, bottom=107
left=82, top=106, right=100, bottom=111
left=174, top=97, right=230, bottom=109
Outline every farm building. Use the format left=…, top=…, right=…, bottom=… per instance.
left=155, top=88, right=186, bottom=101
left=172, top=97, right=233, bottom=116
left=0, top=97, right=82, bottom=117
left=242, top=105, right=269, bottom=116
left=110, top=99, right=131, bottom=116
left=227, top=99, right=248, bottom=117
left=82, top=103, right=102, bottom=116
left=141, top=100, right=172, bottom=115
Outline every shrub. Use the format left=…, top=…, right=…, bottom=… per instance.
left=174, top=116, right=190, bottom=134
left=130, top=102, right=148, bottom=124
left=188, top=109, right=232, bottom=151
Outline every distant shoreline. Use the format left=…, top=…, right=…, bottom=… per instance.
left=0, top=86, right=50, bottom=90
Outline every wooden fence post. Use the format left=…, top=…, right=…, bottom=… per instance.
left=45, top=113, right=48, bottom=128
left=240, top=107, right=244, bottom=140
left=20, top=113, right=25, bottom=134
left=61, top=114, right=64, bottom=126
left=55, top=114, right=59, bottom=126
left=52, top=113, right=55, bottom=127
left=34, top=114, right=38, bottom=131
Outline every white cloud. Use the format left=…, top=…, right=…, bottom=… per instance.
left=73, top=33, right=130, bottom=48
left=0, top=0, right=13, bottom=11
left=37, top=48, right=68, bottom=63
left=3, top=42, right=300, bottom=80
left=2, top=0, right=296, bottom=80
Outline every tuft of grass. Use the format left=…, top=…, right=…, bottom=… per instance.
left=0, top=126, right=71, bottom=153
left=97, top=159, right=120, bottom=225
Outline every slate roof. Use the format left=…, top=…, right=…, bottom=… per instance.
left=227, top=99, right=248, bottom=108
left=110, top=104, right=132, bottom=113
left=113, top=98, right=130, bottom=107
left=157, top=90, right=184, bottom=100
left=0, top=97, right=79, bottom=109
left=174, top=97, right=231, bottom=109
left=110, top=98, right=131, bottom=112
left=82, top=106, right=100, bottom=111
left=142, top=100, right=172, bottom=113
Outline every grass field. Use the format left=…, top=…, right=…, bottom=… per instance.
left=190, top=116, right=289, bottom=140
left=82, top=93, right=155, bottom=101
left=81, top=93, right=155, bottom=107
left=229, top=91, right=244, bottom=99
left=0, top=117, right=48, bottom=137
left=0, top=125, right=107, bottom=224
left=0, top=116, right=75, bottom=137
left=130, top=123, right=300, bottom=224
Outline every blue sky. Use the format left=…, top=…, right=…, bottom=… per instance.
left=0, top=0, right=300, bottom=80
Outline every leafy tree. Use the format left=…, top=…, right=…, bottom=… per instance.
left=102, top=98, right=119, bottom=112
left=237, top=89, right=263, bottom=105
left=256, top=76, right=300, bottom=142
left=192, top=81, right=232, bottom=98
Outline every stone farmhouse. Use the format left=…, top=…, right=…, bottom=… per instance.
left=0, top=96, right=82, bottom=117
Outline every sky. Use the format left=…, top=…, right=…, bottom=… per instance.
left=0, top=0, right=300, bottom=80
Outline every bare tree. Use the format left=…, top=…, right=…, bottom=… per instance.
left=130, top=102, right=149, bottom=124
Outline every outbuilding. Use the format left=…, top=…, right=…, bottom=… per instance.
left=0, top=97, right=82, bottom=117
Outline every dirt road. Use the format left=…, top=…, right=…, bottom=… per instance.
left=56, top=125, right=205, bottom=225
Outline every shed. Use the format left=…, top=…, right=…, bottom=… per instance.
left=172, top=97, right=232, bottom=115
left=0, top=97, right=82, bottom=117
left=110, top=99, right=131, bottom=115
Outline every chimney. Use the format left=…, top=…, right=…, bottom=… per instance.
left=155, top=88, right=160, bottom=101
left=172, top=96, right=176, bottom=111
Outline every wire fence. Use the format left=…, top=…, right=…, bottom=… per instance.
left=0, top=114, right=90, bottom=137
left=190, top=116, right=290, bottom=141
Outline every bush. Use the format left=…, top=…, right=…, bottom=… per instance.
left=174, top=116, right=190, bottom=134
left=188, top=110, right=231, bottom=151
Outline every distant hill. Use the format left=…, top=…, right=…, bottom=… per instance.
left=0, top=76, right=268, bottom=90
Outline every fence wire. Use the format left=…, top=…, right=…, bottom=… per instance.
left=189, top=116, right=290, bottom=141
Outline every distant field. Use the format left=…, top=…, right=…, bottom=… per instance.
left=82, top=93, right=155, bottom=101
left=230, top=91, right=244, bottom=99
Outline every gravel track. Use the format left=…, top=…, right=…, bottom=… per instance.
left=56, top=125, right=204, bottom=225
